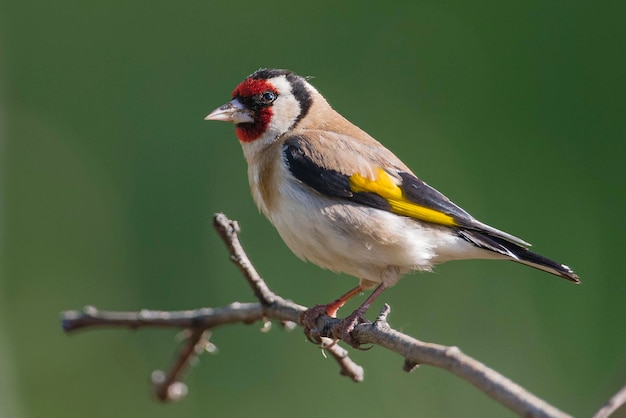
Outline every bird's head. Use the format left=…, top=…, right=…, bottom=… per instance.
left=205, top=69, right=314, bottom=144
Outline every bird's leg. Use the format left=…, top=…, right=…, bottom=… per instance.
left=332, top=283, right=387, bottom=349
left=300, top=285, right=363, bottom=342
left=324, top=285, right=365, bottom=317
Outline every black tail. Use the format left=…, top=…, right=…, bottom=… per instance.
left=458, top=230, right=580, bottom=283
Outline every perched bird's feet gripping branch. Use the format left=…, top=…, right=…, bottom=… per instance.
left=331, top=312, right=372, bottom=349
left=206, top=68, right=579, bottom=351
left=300, top=305, right=369, bottom=349
left=300, top=305, right=332, bottom=344
left=300, top=283, right=388, bottom=349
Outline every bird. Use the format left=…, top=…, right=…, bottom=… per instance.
left=205, top=68, right=580, bottom=347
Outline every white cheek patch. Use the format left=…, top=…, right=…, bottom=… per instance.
left=268, top=76, right=302, bottom=135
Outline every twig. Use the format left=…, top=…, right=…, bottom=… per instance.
left=62, top=305, right=366, bottom=388
left=59, top=213, right=623, bottom=417
left=152, top=328, right=210, bottom=401
left=62, top=303, right=265, bottom=333
left=213, top=213, right=278, bottom=305
left=320, top=338, right=365, bottom=382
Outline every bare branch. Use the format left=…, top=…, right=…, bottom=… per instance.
left=351, top=313, right=570, bottom=418
left=62, top=303, right=265, bottom=333
left=320, top=338, right=365, bottom=383
left=213, top=213, right=279, bottom=305
left=60, top=213, right=620, bottom=417
left=152, top=328, right=210, bottom=401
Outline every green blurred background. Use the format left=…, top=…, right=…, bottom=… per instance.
left=1, top=1, right=625, bottom=417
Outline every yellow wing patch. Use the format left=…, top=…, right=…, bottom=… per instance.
left=349, top=168, right=458, bottom=227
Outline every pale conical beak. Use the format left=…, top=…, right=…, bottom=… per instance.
left=204, top=98, right=254, bottom=124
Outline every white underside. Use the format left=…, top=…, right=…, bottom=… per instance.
left=253, top=165, right=502, bottom=289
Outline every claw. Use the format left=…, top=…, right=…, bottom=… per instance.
left=331, top=310, right=372, bottom=349
left=320, top=337, right=339, bottom=349
left=300, top=304, right=333, bottom=345
left=302, top=283, right=388, bottom=349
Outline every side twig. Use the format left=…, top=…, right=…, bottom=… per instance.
left=60, top=213, right=625, bottom=418
left=213, top=213, right=278, bottom=305
left=152, top=328, right=210, bottom=401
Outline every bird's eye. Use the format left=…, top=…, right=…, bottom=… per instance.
left=261, top=91, right=277, bottom=104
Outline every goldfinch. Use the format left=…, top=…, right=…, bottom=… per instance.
left=206, top=68, right=579, bottom=346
